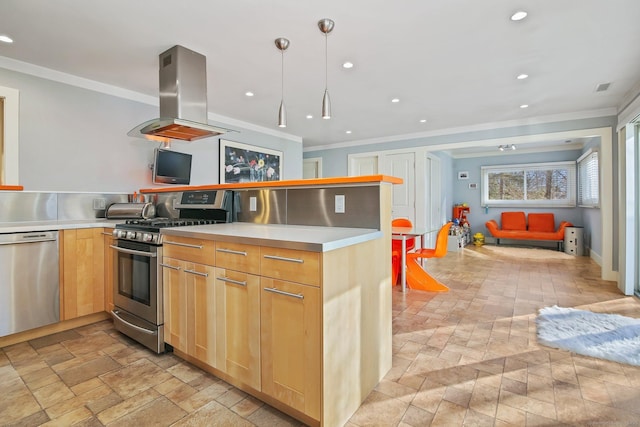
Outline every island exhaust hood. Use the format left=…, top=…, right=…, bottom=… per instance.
left=128, top=45, right=231, bottom=142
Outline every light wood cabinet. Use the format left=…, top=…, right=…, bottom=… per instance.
left=60, top=228, right=105, bottom=320
left=260, top=247, right=320, bottom=287
left=162, top=257, right=216, bottom=366
left=162, top=257, right=187, bottom=353
left=260, top=277, right=321, bottom=420
left=214, top=268, right=261, bottom=389
left=186, top=262, right=216, bottom=365
left=215, top=241, right=261, bottom=275
left=103, top=228, right=115, bottom=313
left=163, top=235, right=215, bottom=265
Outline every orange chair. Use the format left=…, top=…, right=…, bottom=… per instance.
left=409, top=222, right=452, bottom=260
left=391, top=218, right=416, bottom=253
left=405, top=222, right=453, bottom=292
left=391, top=250, right=401, bottom=286
left=391, top=218, right=416, bottom=286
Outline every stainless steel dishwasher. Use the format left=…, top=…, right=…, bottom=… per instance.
left=0, top=231, right=60, bottom=337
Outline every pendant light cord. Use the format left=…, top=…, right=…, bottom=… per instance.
left=281, top=50, right=284, bottom=101
left=325, top=34, right=328, bottom=90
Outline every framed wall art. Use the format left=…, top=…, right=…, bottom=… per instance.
left=219, top=139, right=283, bottom=184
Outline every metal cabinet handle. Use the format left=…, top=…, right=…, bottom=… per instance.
left=111, top=310, right=157, bottom=335
left=263, top=255, right=304, bottom=264
left=110, top=245, right=157, bottom=258
left=216, top=248, right=247, bottom=256
left=101, top=232, right=113, bottom=236
left=264, top=287, right=304, bottom=300
left=160, top=263, right=181, bottom=271
left=184, top=269, right=209, bottom=277
left=164, top=240, right=203, bottom=249
left=217, top=276, right=247, bottom=287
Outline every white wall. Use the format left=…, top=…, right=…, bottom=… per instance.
left=0, top=66, right=302, bottom=192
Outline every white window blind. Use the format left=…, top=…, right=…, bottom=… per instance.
left=577, top=149, right=599, bottom=208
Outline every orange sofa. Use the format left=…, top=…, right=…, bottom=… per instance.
left=485, top=212, right=572, bottom=250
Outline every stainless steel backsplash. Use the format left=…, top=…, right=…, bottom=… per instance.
left=233, top=186, right=380, bottom=229
left=1, top=187, right=381, bottom=228
left=0, top=192, right=128, bottom=223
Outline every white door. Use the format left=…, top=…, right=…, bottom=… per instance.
left=422, top=154, right=442, bottom=247
left=349, top=154, right=379, bottom=176
left=303, top=158, right=322, bottom=179
left=385, top=152, right=415, bottom=224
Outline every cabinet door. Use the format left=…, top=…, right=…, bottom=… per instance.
left=161, top=257, right=187, bottom=352
left=260, top=278, right=321, bottom=420
left=103, top=228, right=115, bottom=313
left=215, top=268, right=261, bottom=389
left=185, top=262, right=216, bottom=366
left=60, top=228, right=105, bottom=320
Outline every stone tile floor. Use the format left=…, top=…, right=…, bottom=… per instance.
left=2, top=244, right=640, bottom=426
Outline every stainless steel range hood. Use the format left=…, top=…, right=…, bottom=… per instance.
left=128, top=45, right=231, bottom=142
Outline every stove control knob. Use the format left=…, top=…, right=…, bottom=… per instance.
left=126, top=231, right=137, bottom=240
left=112, top=229, right=119, bottom=238
left=117, top=230, right=127, bottom=239
left=143, top=233, right=153, bottom=242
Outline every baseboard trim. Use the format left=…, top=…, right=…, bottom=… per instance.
left=0, top=312, right=110, bottom=348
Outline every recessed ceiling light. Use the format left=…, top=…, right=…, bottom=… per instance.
left=511, top=11, right=528, bottom=21
left=342, top=62, right=354, bottom=69
left=0, top=35, right=13, bottom=43
left=420, top=119, right=427, bottom=123
left=345, top=130, right=352, bottom=134
left=245, top=91, right=254, bottom=97
left=306, top=114, right=313, bottom=119
left=391, top=98, right=400, bottom=103
left=516, top=73, right=529, bottom=80
left=520, top=104, right=529, bottom=109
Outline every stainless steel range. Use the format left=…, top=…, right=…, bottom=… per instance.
left=110, top=190, right=231, bottom=353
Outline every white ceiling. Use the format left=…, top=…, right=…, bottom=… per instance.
left=1, top=0, right=639, bottom=151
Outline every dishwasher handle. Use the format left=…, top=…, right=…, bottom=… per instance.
left=0, top=231, right=58, bottom=245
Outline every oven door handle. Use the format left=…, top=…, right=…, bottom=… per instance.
left=111, top=310, right=157, bottom=335
left=110, top=244, right=157, bottom=258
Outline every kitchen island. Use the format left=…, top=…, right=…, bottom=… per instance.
left=152, top=177, right=395, bottom=427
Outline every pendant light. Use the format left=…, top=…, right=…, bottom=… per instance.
left=318, top=18, right=334, bottom=119
left=275, top=37, right=290, bottom=128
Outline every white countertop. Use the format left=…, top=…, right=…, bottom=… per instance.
left=162, top=223, right=383, bottom=252
left=0, top=220, right=382, bottom=252
left=0, top=219, right=121, bottom=233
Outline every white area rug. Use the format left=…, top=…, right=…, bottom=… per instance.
left=537, top=306, right=640, bottom=366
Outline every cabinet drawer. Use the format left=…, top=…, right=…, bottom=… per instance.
left=260, top=247, right=320, bottom=287
left=215, top=242, right=260, bottom=275
left=162, top=235, right=215, bottom=265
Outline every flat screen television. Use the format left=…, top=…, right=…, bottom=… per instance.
left=152, top=148, right=192, bottom=185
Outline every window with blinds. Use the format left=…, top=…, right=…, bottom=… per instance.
left=481, top=161, right=577, bottom=207
left=577, top=149, right=599, bottom=208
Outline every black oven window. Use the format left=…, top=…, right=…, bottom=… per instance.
left=118, top=251, right=151, bottom=306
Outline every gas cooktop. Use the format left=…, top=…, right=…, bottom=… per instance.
left=113, top=218, right=226, bottom=245
left=118, top=217, right=224, bottom=230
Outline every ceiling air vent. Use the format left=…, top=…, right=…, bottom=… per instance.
left=595, top=82, right=611, bottom=92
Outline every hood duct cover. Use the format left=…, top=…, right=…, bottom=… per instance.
left=128, top=45, right=231, bottom=142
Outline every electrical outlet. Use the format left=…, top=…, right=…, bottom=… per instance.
left=250, top=196, right=257, bottom=212
left=335, top=195, right=345, bottom=213
left=93, top=198, right=106, bottom=210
